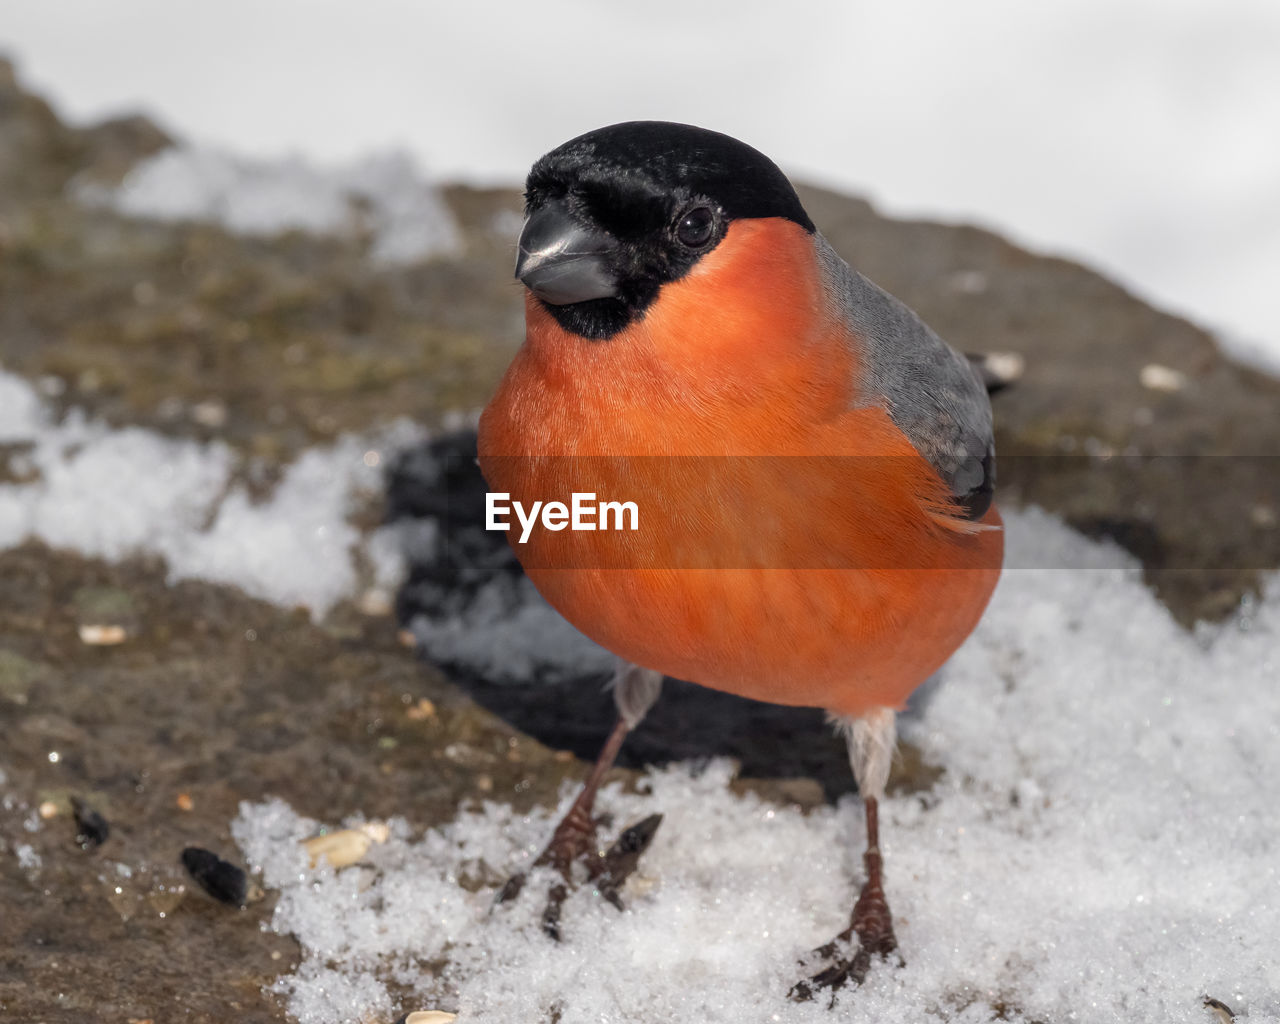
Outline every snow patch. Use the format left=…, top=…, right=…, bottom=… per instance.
left=233, top=511, right=1280, bottom=1024
left=78, top=145, right=459, bottom=265
left=0, top=370, right=421, bottom=617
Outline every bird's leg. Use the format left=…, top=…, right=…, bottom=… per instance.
left=849, top=794, right=898, bottom=958
left=534, top=714, right=631, bottom=878
left=533, top=660, right=664, bottom=877
left=791, top=707, right=903, bottom=1004
left=496, top=662, right=663, bottom=938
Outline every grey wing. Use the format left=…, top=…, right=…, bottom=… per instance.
left=814, top=234, right=995, bottom=521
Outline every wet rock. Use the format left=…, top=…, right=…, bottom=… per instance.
left=0, top=540, right=567, bottom=1022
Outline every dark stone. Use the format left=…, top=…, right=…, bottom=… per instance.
left=71, top=797, right=110, bottom=849
left=181, top=847, right=249, bottom=908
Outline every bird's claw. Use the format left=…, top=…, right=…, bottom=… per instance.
left=496, top=813, right=663, bottom=941
left=592, top=812, right=663, bottom=911
left=788, top=861, right=902, bottom=1004
left=494, top=870, right=529, bottom=905
left=493, top=805, right=607, bottom=906
left=788, top=938, right=874, bottom=1006
left=788, top=932, right=901, bottom=1006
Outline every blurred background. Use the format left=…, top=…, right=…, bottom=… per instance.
left=3, top=0, right=1279, bottom=369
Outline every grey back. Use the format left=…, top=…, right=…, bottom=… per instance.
left=814, top=234, right=995, bottom=514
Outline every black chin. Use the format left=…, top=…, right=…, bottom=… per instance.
left=541, top=295, right=637, bottom=341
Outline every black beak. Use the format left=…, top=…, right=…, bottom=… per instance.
left=515, top=200, right=619, bottom=305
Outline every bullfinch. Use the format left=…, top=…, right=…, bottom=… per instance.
left=478, top=120, right=1003, bottom=999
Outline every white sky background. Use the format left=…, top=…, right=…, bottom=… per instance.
left=2, top=0, right=1278, bottom=365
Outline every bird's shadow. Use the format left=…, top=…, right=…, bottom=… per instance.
left=387, top=431, right=942, bottom=804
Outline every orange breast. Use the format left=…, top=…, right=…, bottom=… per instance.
left=479, top=219, right=1002, bottom=716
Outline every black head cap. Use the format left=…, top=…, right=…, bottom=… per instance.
left=519, top=121, right=814, bottom=339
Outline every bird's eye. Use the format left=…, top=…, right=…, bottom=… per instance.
left=675, top=206, right=715, bottom=248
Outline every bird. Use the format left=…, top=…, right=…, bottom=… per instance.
left=477, top=120, right=1004, bottom=999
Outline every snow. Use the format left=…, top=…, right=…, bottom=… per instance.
left=77, top=146, right=459, bottom=264
left=14, top=843, right=41, bottom=871
left=0, top=373, right=45, bottom=442
left=228, top=509, right=1280, bottom=1024
left=0, top=370, right=420, bottom=617
left=3, top=1, right=1279, bottom=370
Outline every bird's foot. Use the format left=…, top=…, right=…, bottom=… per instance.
left=789, top=930, right=870, bottom=1007
left=496, top=812, right=663, bottom=940
left=789, top=851, right=902, bottom=1005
